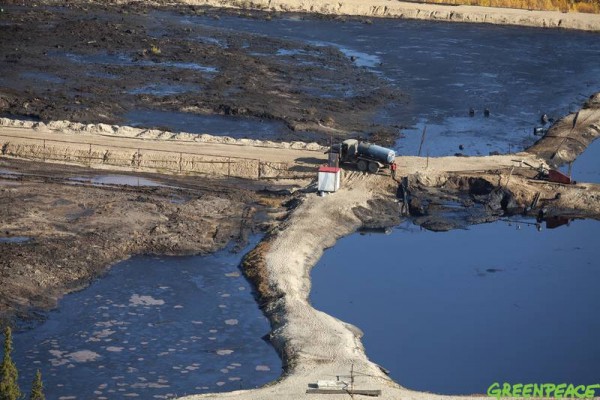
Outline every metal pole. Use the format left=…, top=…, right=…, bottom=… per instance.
left=417, top=125, right=427, bottom=157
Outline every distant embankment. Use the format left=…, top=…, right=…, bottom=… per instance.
left=527, top=93, right=600, bottom=167
left=180, top=0, right=600, bottom=31
left=0, top=118, right=326, bottom=180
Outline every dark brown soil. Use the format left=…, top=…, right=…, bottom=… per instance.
left=0, top=1, right=404, bottom=144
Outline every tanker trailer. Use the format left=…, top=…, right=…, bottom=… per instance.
left=330, top=139, right=396, bottom=173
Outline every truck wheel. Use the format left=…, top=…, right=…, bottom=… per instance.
left=357, top=160, right=367, bottom=172
left=368, top=162, right=379, bottom=174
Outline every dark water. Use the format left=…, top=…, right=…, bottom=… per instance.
left=7, top=239, right=280, bottom=399
left=311, top=219, right=600, bottom=395
left=0, top=236, right=31, bottom=243
left=69, top=175, right=166, bottom=187
left=162, top=13, right=600, bottom=156
left=569, top=138, right=600, bottom=183
left=124, top=109, right=292, bottom=139
left=128, top=83, right=196, bottom=96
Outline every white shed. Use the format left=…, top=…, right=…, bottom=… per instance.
left=317, top=166, right=341, bottom=192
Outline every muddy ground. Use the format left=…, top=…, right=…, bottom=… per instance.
left=0, top=157, right=299, bottom=327
left=0, top=1, right=403, bottom=145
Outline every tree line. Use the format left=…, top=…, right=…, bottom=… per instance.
left=1, top=326, right=45, bottom=400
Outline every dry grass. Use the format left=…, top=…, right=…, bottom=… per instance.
left=416, top=0, right=600, bottom=13
left=256, top=195, right=284, bottom=208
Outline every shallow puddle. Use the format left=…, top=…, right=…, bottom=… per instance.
left=58, top=51, right=218, bottom=74
left=69, top=175, right=166, bottom=187
left=9, top=238, right=280, bottom=399
left=311, top=219, right=600, bottom=395
left=0, top=168, right=21, bottom=176
left=128, top=83, right=197, bottom=96
left=20, top=72, right=65, bottom=84
left=0, top=236, right=31, bottom=243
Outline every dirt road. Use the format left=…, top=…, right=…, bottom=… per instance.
left=0, top=125, right=326, bottom=164
left=0, top=120, right=328, bottom=179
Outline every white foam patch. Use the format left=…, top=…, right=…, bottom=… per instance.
left=93, top=329, right=116, bottom=339
left=106, top=346, right=124, bottom=352
left=224, top=319, right=238, bottom=325
left=49, top=350, right=65, bottom=358
left=129, top=294, right=165, bottom=306
left=255, top=365, right=271, bottom=371
left=216, top=349, right=233, bottom=356
left=52, top=349, right=100, bottom=365
left=69, top=350, right=100, bottom=362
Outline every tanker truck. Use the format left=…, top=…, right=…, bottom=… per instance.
left=329, top=139, right=396, bottom=174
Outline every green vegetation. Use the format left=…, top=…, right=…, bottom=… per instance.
left=149, top=44, right=161, bottom=55
left=0, top=327, right=45, bottom=400
left=417, top=0, right=600, bottom=13
left=0, top=327, right=21, bottom=400
left=29, top=370, right=45, bottom=400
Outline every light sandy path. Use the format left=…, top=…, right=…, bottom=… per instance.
left=0, top=123, right=544, bottom=173
left=0, top=126, right=325, bottom=164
